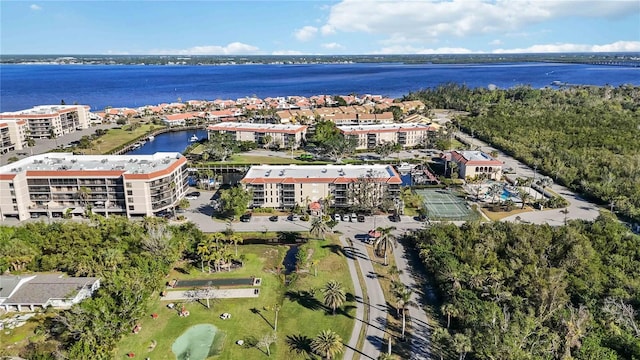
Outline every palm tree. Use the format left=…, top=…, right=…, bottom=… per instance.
left=517, top=189, right=531, bottom=209
left=196, top=240, right=210, bottom=272
left=76, top=186, right=91, bottom=213
left=228, top=234, right=243, bottom=257
left=488, top=183, right=503, bottom=205
left=396, top=287, right=414, bottom=339
left=311, top=329, right=344, bottom=360
left=310, top=217, right=330, bottom=239
left=452, top=333, right=472, bottom=360
left=388, top=265, right=403, bottom=281
left=322, top=280, right=346, bottom=315
left=311, top=259, right=319, bottom=277
left=441, top=303, right=460, bottom=329
left=374, top=226, right=397, bottom=266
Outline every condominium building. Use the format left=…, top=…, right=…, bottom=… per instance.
left=0, top=152, right=188, bottom=221
left=240, top=164, right=402, bottom=209
left=450, top=150, right=503, bottom=180
left=338, top=123, right=436, bottom=150
left=0, top=105, right=90, bottom=139
left=207, top=122, right=307, bottom=149
left=0, top=120, right=28, bottom=152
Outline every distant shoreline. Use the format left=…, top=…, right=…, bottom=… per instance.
left=1, top=53, right=639, bottom=67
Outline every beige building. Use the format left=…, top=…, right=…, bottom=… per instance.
left=207, top=122, right=307, bottom=149
left=338, top=123, right=436, bottom=150
left=0, top=120, right=28, bottom=152
left=0, top=105, right=90, bottom=139
left=450, top=150, right=503, bottom=180
left=0, top=152, right=188, bottom=221
left=240, top=164, right=402, bottom=209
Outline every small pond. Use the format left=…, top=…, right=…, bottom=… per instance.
left=172, top=324, right=218, bottom=360
left=282, top=245, right=299, bottom=274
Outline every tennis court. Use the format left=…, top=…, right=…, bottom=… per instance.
left=415, top=188, right=478, bottom=221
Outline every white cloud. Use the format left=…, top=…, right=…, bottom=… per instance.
left=322, top=0, right=637, bottom=46
left=322, top=42, right=344, bottom=50
left=272, top=50, right=304, bottom=55
left=493, top=40, right=640, bottom=53
left=29, top=4, right=42, bottom=11
left=376, top=45, right=475, bottom=55
left=489, top=39, right=503, bottom=46
left=149, top=42, right=259, bottom=55
left=294, top=26, right=318, bottom=42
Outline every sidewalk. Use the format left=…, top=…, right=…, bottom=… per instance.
left=340, top=236, right=366, bottom=360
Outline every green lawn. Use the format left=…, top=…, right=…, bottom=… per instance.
left=86, top=123, right=163, bottom=154
left=115, top=235, right=355, bottom=359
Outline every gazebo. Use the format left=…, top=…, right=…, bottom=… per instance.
left=308, top=201, right=322, bottom=216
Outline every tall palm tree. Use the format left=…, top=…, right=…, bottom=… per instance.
left=228, top=234, right=243, bottom=257
left=396, top=287, right=414, bottom=339
left=310, top=217, right=330, bottom=239
left=374, top=226, right=397, bottom=266
left=322, top=280, right=346, bottom=315
left=311, top=329, right=344, bottom=360
left=196, top=240, right=210, bottom=272
left=452, top=333, right=472, bottom=360
left=76, top=186, right=91, bottom=213
left=488, top=183, right=503, bottom=205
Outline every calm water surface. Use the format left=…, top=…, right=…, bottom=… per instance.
left=1, top=63, right=638, bottom=112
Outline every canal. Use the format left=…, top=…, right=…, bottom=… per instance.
left=125, top=129, right=209, bottom=155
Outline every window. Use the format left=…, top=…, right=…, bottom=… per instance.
left=13, top=206, right=18, bottom=211
left=127, top=190, right=133, bottom=195
left=128, top=205, right=134, bottom=211
left=128, top=197, right=134, bottom=203
left=9, top=183, right=14, bottom=189
left=126, top=182, right=132, bottom=188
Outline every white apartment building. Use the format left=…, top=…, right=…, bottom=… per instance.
left=0, top=120, right=28, bottom=152
left=0, top=105, right=90, bottom=139
left=338, top=123, right=436, bottom=150
left=450, top=150, right=503, bottom=180
left=0, top=152, right=189, bottom=221
left=207, top=122, right=307, bottom=149
left=240, top=164, right=402, bottom=209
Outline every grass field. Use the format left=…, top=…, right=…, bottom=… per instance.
left=85, top=123, right=162, bottom=154
left=115, top=236, right=355, bottom=359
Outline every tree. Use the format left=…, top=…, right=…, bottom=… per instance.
left=228, top=234, right=243, bottom=257
left=262, top=134, right=273, bottom=149
left=488, top=183, right=503, bottom=205
left=76, top=186, right=91, bottom=211
left=452, top=333, right=471, bottom=360
left=218, top=186, right=252, bottom=220
left=374, top=226, right=397, bottom=266
left=311, top=329, right=344, bottom=360
left=310, top=217, right=330, bottom=239
left=395, top=287, right=414, bottom=339
left=441, top=303, right=460, bottom=329
left=267, top=303, right=282, bottom=331
left=432, top=328, right=452, bottom=360
left=257, top=332, right=277, bottom=357
left=322, top=280, right=346, bottom=315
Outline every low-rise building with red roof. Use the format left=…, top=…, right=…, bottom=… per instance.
left=450, top=150, right=503, bottom=180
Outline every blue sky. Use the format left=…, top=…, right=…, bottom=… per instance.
left=1, top=0, right=639, bottom=55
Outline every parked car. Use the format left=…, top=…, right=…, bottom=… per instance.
left=184, top=191, right=201, bottom=200
left=288, top=214, right=300, bottom=221
left=333, top=214, right=341, bottom=222
left=350, top=213, right=357, bottom=222
left=357, top=215, right=366, bottom=223
left=340, top=214, right=349, bottom=221
left=269, top=215, right=279, bottom=222
left=240, top=213, right=252, bottom=222
left=390, top=213, right=401, bottom=222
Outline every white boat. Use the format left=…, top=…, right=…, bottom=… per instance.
left=189, top=134, right=199, bottom=142
left=148, top=135, right=155, bottom=141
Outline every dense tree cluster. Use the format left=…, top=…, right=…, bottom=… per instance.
left=405, top=84, right=640, bottom=223
left=0, top=217, right=200, bottom=359
left=310, top=120, right=358, bottom=162
left=413, top=214, right=640, bottom=359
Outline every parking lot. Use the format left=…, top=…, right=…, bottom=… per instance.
left=178, top=188, right=430, bottom=234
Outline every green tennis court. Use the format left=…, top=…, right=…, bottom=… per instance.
left=415, top=188, right=478, bottom=221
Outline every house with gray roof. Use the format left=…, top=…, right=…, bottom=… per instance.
left=0, top=274, right=100, bottom=312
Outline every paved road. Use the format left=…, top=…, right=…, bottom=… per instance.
left=457, top=132, right=601, bottom=226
